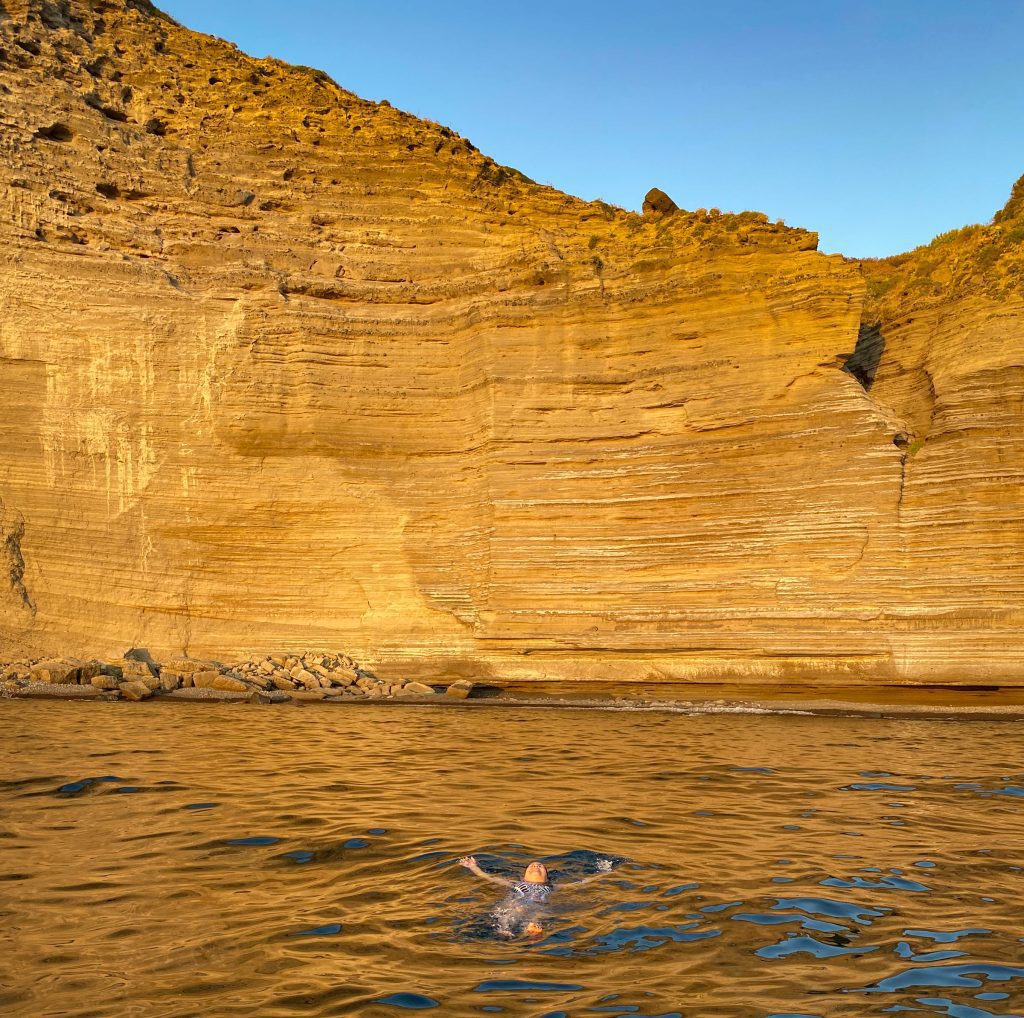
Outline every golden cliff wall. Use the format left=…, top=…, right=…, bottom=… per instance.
left=0, top=0, right=1021, bottom=684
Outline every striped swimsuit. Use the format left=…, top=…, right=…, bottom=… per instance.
left=510, top=880, right=552, bottom=904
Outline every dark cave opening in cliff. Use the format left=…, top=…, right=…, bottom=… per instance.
left=842, top=323, right=886, bottom=390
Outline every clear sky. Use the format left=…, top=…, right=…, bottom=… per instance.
left=157, top=0, right=1024, bottom=258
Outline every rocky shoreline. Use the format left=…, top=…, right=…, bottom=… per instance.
left=6, top=652, right=1024, bottom=722
left=0, top=650, right=474, bottom=704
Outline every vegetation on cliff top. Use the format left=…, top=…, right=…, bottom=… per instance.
left=861, top=173, right=1024, bottom=322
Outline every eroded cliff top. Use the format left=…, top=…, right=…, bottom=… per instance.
left=4, top=0, right=823, bottom=261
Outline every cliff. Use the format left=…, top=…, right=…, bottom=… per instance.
left=1, top=0, right=1021, bottom=685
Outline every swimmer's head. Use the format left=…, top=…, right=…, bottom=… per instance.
left=524, top=921, right=544, bottom=938
left=524, top=861, right=548, bottom=884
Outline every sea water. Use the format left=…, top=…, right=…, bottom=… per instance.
left=1, top=700, right=1022, bottom=1017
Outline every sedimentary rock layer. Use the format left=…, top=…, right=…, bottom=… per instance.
left=1, top=0, right=1021, bottom=683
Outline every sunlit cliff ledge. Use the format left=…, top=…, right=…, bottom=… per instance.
left=1, top=0, right=1022, bottom=685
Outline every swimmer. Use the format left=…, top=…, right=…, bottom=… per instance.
left=458, top=855, right=615, bottom=939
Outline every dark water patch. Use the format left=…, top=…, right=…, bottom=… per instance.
left=601, top=900, right=656, bottom=914
left=914, top=999, right=1002, bottom=1018
left=772, top=896, right=887, bottom=924
left=374, top=992, right=439, bottom=1009
left=849, top=963, right=1024, bottom=993
left=700, top=900, right=743, bottom=914
left=904, top=928, right=991, bottom=943
left=290, top=921, right=342, bottom=936
left=732, top=912, right=850, bottom=934
left=182, top=802, right=219, bottom=810
left=588, top=924, right=720, bottom=955
left=104, top=926, right=141, bottom=939
left=55, top=777, right=112, bottom=796
left=281, top=850, right=315, bottom=864
left=408, top=849, right=448, bottom=864
left=661, top=883, right=698, bottom=896
left=842, top=782, right=917, bottom=792
left=224, top=835, right=281, bottom=847
left=821, top=874, right=931, bottom=892
left=757, top=934, right=878, bottom=959
left=344, top=837, right=370, bottom=848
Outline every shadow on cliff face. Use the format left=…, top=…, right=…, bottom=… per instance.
left=842, top=323, right=885, bottom=390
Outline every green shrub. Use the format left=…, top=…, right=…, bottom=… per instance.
left=976, top=245, right=1001, bottom=272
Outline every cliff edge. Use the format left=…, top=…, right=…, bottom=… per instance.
left=1, top=0, right=1021, bottom=684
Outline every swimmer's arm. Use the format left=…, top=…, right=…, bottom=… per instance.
left=560, top=859, right=616, bottom=888
left=458, top=856, right=514, bottom=887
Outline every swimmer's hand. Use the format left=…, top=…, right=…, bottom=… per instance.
left=458, top=855, right=513, bottom=887
left=561, top=857, right=616, bottom=889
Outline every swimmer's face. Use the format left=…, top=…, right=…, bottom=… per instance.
left=524, top=861, right=548, bottom=883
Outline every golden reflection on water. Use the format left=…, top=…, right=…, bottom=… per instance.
left=1, top=701, right=1023, bottom=1017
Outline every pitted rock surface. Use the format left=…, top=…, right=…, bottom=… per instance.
left=0, top=1, right=1022, bottom=685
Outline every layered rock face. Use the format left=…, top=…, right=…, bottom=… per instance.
left=1, top=0, right=1021, bottom=684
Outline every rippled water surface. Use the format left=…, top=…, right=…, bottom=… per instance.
left=2, top=701, right=1023, bottom=1017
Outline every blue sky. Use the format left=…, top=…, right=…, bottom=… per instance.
left=157, top=0, right=1024, bottom=258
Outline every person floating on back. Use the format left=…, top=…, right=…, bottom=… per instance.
left=458, top=855, right=615, bottom=939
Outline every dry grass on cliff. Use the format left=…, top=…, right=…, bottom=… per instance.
left=862, top=174, right=1024, bottom=322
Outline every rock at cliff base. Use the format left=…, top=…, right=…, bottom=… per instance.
left=122, top=658, right=156, bottom=679
left=398, top=681, right=438, bottom=696
left=444, top=680, right=475, bottom=699
left=164, top=687, right=248, bottom=702
left=119, top=680, right=153, bottom=701
left=212, top=676, right=249, bottom=693
left=123, top=648, right=158, bottom=670
left=158, top=672, right=182, bottom=692
left=30, top=658, right=85, bottom=684
left=292, top=669, right=321, bottom=690
left=190, top=670, right=222, bottom=689
left=19, top=681, right=104, bottom=698
left=164, top=658, right=221, bottom=675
